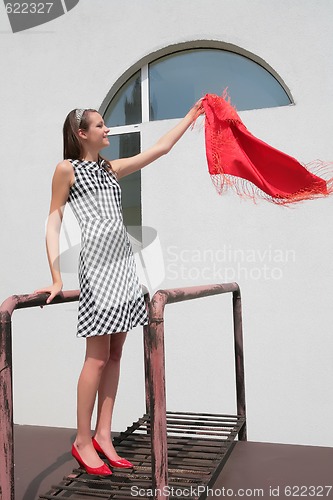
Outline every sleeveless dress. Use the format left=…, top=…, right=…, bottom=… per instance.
left=66, top=158, right=148, bottom=338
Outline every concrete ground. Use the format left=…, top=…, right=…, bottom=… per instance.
left=14, top=425, right=333, bottom=500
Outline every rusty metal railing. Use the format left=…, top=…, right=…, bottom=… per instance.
left=0, top=282, right=246, bottom=500
left=143, top=283, right=246, bottom=499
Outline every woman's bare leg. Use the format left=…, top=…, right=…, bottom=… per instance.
left=94, top=331, right=127, bottom=460
left=73, top=335, right=111, bottom=467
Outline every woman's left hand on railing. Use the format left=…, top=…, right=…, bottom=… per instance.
left=33, top=281, right=63, bottom=308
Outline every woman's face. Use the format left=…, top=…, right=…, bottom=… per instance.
left=80, top=111, right=110, bottom=151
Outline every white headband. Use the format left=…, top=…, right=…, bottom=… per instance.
left=75, top=108, right=85, bottom=127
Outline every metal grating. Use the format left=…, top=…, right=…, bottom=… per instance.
left=38, top=411, right=246, bottom=500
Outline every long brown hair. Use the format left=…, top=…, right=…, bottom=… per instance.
left=62, top=109, right=112, bottom=169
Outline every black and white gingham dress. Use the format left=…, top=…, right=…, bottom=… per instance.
left=66, top=158, right=148, bottom=338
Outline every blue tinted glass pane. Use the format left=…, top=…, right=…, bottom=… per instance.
left=102, top=133, right=142, bottom=231
left=104, top=71, right=141, bottom=127
left=103, top=132, right=140, bottom=160
left=149, top=49, right=291, bottom=120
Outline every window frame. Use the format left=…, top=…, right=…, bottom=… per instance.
left=106, top=64, right=150, bottom=140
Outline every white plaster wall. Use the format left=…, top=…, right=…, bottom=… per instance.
left=0, top=0, right=332, bottom=447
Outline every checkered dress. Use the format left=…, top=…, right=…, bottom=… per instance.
left=66, top=158, right=148, bottom=338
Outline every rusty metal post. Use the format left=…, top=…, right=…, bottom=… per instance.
left=143, top=291, right=151, bottom=416
left=0, top=309, right=14, bottom=500
left=146, top=292, right=168, bottom=499
left=232, top=289, right=247, bottom=440
left=0, top=290, right=80, bottom=500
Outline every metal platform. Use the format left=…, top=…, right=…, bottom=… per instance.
left=38, top=412, right=246, bottom=500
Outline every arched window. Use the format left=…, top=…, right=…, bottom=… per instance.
left=101, top=48, right=292, bottom=239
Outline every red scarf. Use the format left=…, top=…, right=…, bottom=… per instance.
left=193, top=93, right=333, bottom=204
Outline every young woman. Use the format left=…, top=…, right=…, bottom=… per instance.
left=34, top=101, right=202, bottom=476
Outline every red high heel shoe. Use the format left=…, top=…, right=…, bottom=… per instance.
left=92, top=437, right=134, bottom=468
left=71, top=444, right=112, bottom=476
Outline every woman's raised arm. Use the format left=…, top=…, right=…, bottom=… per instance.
left=110, top=100, right=203, bottom=179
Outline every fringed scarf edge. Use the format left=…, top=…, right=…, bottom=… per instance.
left=211, top=160, right=333, bottom=206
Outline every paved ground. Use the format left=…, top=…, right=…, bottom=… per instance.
left=13, top=425, right=333, bottom=500
left=14, top=425, right=75, bottom=500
